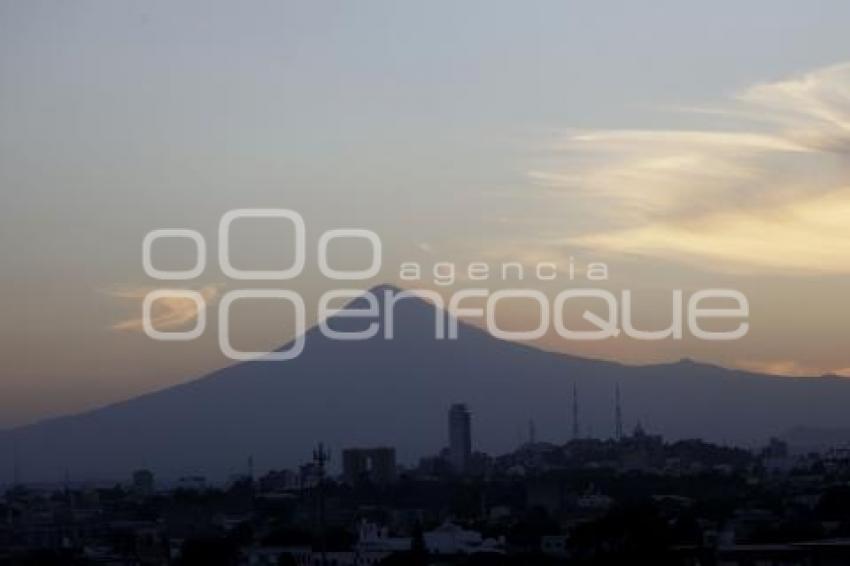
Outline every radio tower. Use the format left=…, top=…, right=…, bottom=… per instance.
left=615, top=384, right=623, bottom=441
left=12, top=443, right=20, bottom=487
left=572, top=382, right=580, bottom=440
left=313, top=442, right=330, bottom=566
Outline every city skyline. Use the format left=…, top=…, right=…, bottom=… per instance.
left=4, top=3, right=850, bottom=563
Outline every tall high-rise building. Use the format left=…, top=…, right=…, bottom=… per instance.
left=448, top=403, right=472, bottom=474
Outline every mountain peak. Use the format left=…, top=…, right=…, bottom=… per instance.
left=6, top=286, right=850, bottom=482
left=366, top=283, right=405, bottom=295
left=337, top=283, right=440, bottom=315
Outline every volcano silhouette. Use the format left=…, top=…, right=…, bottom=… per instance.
left=2, top=284, right=850, bottom=482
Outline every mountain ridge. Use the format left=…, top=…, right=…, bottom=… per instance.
left=1, top=284, right=848, bottom=482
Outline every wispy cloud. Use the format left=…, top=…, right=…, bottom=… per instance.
left=108, top=284, right=222, bottom=332
left=571, top=188, right=850, bottom=274
left=532, top=62, right=850, bottom=274
left=735, top=358, right=850, bottom=378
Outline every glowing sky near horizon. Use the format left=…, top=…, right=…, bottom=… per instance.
left=2, top=0, right=850, bottom=427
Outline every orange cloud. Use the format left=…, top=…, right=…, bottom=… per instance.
left=735, top=359, right=850, bottom=378
left=108, top=285, right=222, bottom=332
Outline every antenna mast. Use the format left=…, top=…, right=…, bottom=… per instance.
left=313, top=442, right=330, bottom=566
left=572, top=382, right=580, bottom=440
left=615, top=384, right=623, bottom=441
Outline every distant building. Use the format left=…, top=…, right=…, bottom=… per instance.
left=358, top=519, right=504, bottom=555
left=424, top=520, right=504, bottom=554
left=541, top=535, right=569, bottom=559
left=257, top=469, right=300, bottom=492
left=132, top=469, right=154, bottom=497
left=418, top=453, right=453, bottom=476
left=619, top=422, right=664, bottom=471
left=176, top=475, right=206, bottom=490
left=248, top=520, right=503, bottom=566
left=298, top=462, right=321, bottom=489
left=448, top=403, right=472, bottom=474
left=342, top=447, right=397, bottom=485
left=761, top=437, right=794, bottom=473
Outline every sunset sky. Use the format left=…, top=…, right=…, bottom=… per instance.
left=2, top=0, right=850, bottom=427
